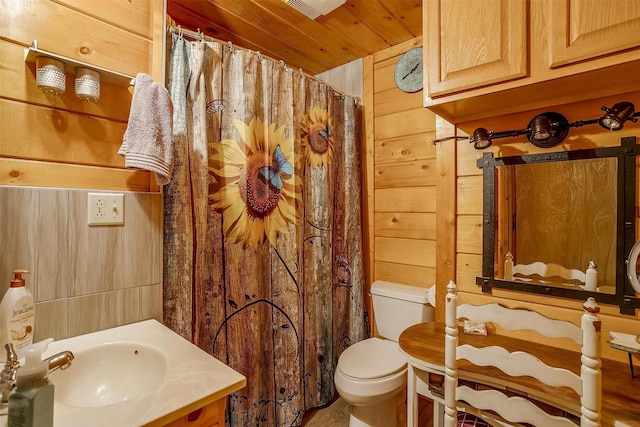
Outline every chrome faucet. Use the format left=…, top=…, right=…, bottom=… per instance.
left=0, top=343, right=19, bottom=403
left=0, top=343, right=74, bottom=403
left=45, top=350, right=74, bottom=373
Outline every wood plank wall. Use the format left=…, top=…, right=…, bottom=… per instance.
left=364, top=37, right=640, bottom=363
left=363, top=37, right=438, bottom=330
left=316, top=59, right=364, bottom=103
left=0, top=0, right=166, bottom=342
left=0, top=0, right=164, bottom=192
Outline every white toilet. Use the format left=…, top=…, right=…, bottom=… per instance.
left=334, top=280, right=435, bottom=427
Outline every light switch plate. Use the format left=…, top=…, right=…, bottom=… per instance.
left=87, top=193, right=124, bottom=226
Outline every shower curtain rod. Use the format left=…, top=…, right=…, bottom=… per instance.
left=168, top=24, right=213, bottom=43
left=167, top=22, right=356, bottom=102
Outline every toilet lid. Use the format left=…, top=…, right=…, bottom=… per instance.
left=338, top=338, right=406, bottom=380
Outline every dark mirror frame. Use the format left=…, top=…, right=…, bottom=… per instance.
left=476, top=136, right=640, bottom=314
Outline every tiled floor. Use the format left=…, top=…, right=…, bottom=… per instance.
left=301, top=391, right=430, bottom=427
left=302, top=397, right=351, bottom=427
left=301, top=393, right=433, bottom=427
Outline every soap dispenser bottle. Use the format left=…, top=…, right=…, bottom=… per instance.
left=8, top=338, right=54, bottom=427
left=0, top=270, right=35, bottom=359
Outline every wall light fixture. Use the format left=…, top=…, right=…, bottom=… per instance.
left=433, top=101, right=640, bottom=150
left=26, top=41, right=134, bottom=103
left=35, top=56, right=66, bottom=95
left=469, top=111, right=571, bottom=150
left=599, top=101, right=637, bottom=130
left=74, top=67, right=101, bottom=101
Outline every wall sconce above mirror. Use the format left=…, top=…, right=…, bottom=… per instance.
left=470, top=103, right=639, bottom=150
left=470, top=111, right=571, bottom=149
left=476, top=136, right=640, bottom=314
left=432, top=101, right=640, bottom=150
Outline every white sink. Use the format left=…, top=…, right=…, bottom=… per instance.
left=50, top=342, right=167, bottom=408
left=26, top=319, right=247, bottom=427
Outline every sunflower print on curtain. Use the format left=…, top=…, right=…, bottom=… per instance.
left=164, top=35, right=365, bottom=427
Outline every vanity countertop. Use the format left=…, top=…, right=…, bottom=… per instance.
left=0, top=319, right=246, bottom=427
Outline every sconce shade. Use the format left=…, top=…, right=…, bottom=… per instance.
left=471, top=127, right=492, bottom=149
left=35, top=56, right=66, bottom=94
left=530, top=114, right=551, bottom=140
left=75, top=67, right=101, bottom=101
left=526, top=112, right=569, bottom=148
left=599, top=102, right=635, bottom=130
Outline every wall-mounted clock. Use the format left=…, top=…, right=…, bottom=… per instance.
left=394, top=47, right=423, bottom=93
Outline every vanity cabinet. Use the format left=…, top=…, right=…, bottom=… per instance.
left=162, top=399, right=225, bottom=427
left=424, top=0, right=640, bottom=124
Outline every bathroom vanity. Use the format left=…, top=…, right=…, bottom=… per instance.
left=0, top=320, right=246, bottom=427
left=399, top=322, right=640, bottom=427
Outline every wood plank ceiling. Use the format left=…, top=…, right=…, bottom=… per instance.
left=167, top=0, right=423, bottom=75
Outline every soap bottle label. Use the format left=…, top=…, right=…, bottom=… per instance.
left=8, top=381, right=54, bottom=427
left=8, top=296, right=34, bottom=351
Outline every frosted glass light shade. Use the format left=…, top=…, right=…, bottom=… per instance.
left=75, top=67, right=100, bottom=101
left=36, top=56, right=66, bottom=94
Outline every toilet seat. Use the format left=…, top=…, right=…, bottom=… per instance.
left=337, top=337, right=406, bottom=380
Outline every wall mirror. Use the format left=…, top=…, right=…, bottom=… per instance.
left=476, top=136, right=640, bottom=314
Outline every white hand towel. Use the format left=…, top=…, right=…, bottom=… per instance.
left=119, top=73, right=174, bottom=185
left=609, top=331, right=640, bottom=352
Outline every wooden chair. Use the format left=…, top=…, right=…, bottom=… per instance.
left=444, top=280, right=602, bottom=427
left=504, top=251, right=598, bottom=291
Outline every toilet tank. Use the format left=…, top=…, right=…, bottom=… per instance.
left=371, top=280, right=435, bottom=342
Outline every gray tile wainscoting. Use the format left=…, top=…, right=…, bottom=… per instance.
left=0, top=186, right=163, bottom=341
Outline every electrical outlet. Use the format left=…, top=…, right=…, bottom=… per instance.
left=87, top=193, right=124, bottom=226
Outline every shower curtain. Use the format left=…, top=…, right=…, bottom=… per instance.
left=163, top=33, right=366, bottom=426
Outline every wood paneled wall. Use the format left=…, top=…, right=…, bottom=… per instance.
left=0, top=0, right=164, bottom=192
left=0, top=1, right=165, bottom=340
left=363, top=37, right=640, bottom=363
left=316, top=59, right=364, bottom=103
left=363, top=37, right=437, bottom=305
